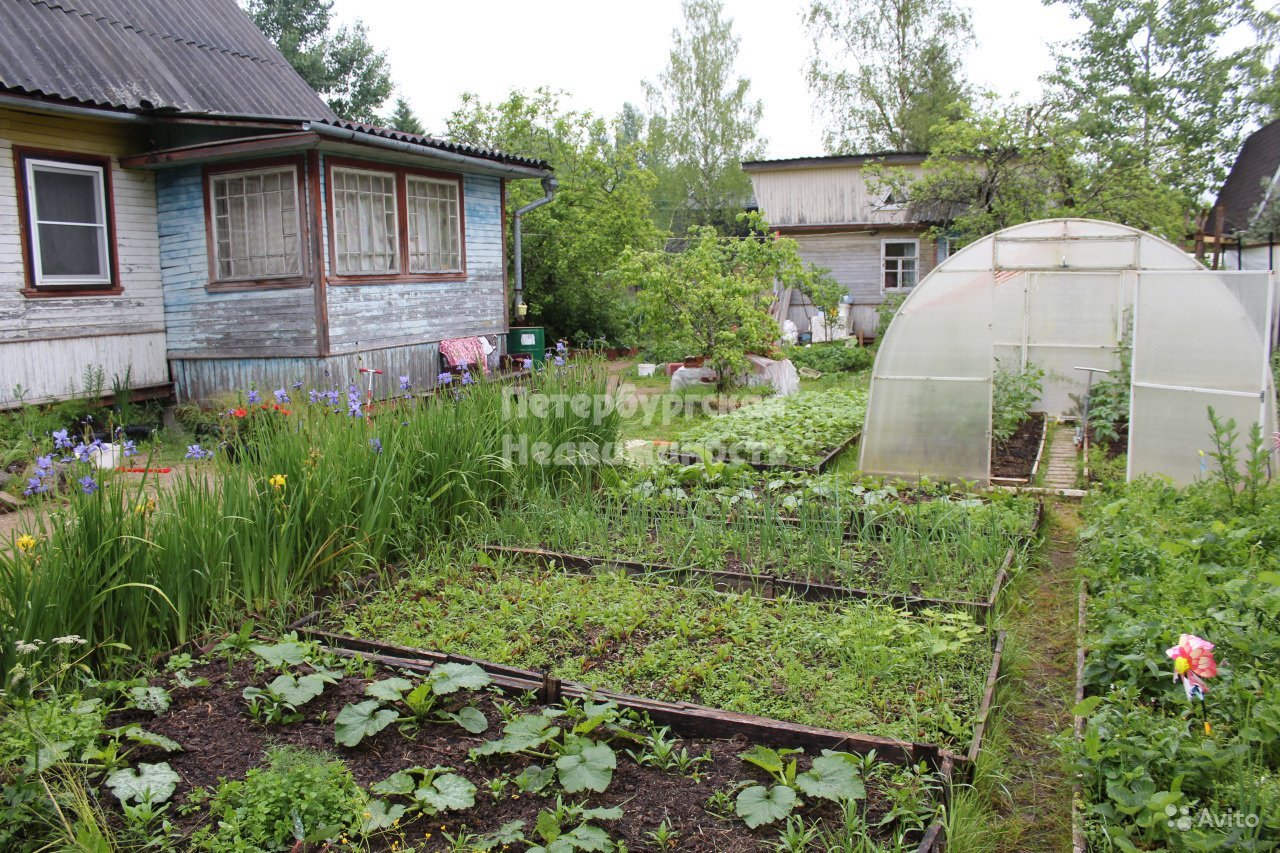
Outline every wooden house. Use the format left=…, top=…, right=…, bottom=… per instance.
left=0, top=0, right=549, bottom=407
left=743, top=153, right=946, bottom=338
left=1199, top=119, right=1280, bottom=273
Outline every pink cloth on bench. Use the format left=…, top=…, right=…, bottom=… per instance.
left=440, top=337, right=489, bottom=374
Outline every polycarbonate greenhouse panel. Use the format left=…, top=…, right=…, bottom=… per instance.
left=861, top=376, right=992, bottom=481
left=873, top=270, right=995, bottom=379
left=994, top=235, right=1139, bottom=270
left=1128, top=270, right=1275, bottom=485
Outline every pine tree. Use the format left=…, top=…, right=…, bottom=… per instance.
left=386, top=96, right=425, bottom=135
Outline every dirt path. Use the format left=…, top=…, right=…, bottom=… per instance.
left=998, top=500, right=1081, bottom=851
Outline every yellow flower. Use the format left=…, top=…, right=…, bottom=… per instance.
left=1205, top=720, right=1212, bottom=735
left=16, top=534, right=37, bottom=553
left=269, top=473, right=287, bottom=490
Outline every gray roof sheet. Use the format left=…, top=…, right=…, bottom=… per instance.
left=0, top=0, right=337, bottom=120
left=1212, top=119, right=1280, bottom=234
left=319, top=119, right=552, bottom=171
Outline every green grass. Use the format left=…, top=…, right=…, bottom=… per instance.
left=335, top=555, right=993, bottom=749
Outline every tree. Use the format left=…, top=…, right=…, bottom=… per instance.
left=645, top=0, right=764, bottom=232
left=805, top=0, right=973, bottom=153
left=446, top=89, right=660, bottom=344
left=385, top=96, right=425, bottom=135
left=1249, top=5, right=1280, bottom=121
left=247, top=0, right=392, bottom=122
left=619, top=212, right=829, bottom=391
left=1046, top=0, right=1264, bottom=207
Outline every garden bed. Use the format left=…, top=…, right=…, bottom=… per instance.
left=82, top=645, right=949, bottom=851
left=990, top=411, right=1047, bottom=482
left=311, top=559, right=997, bottom=752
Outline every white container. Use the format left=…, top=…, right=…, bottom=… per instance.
left=637, top=363, right=656, bottom=378
left=91, top=443, right=121, bottom=470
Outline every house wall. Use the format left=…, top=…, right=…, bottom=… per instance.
left=317, top=154, right=508, bottom=354
left=748, top=164, right=926, bottom=227
left=794, top=231, right=939, bottom=336
left=0, top=107, right=168, bottom=407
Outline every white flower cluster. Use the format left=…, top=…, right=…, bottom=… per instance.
left=14, top=640, right=43, bottom=654
left=53, top=635, right=86, bottom=646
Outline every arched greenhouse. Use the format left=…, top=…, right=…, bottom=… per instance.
left=858, top=218, right=1277, bottom=485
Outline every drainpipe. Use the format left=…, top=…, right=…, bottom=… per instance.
left=513, top=176, right=558, bottom=319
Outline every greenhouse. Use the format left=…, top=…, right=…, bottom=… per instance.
left=859, top=218, right=1277, bottom=485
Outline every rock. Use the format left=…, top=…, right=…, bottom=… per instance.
left=0, top=491, right=20, bottom=513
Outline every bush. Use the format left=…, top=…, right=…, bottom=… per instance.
left=991, top=364, right=1044, bottom=444
left=784, top=343, right=873, bottom=374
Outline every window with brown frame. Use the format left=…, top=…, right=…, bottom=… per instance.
left=16, top=149, right=119, bottom=295
left=204, top=158, right=309, bottom=290
left=325, top=157, right=466, bottom=283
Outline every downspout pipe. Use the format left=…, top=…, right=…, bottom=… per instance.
left=513, top=176, right=558, bottom=317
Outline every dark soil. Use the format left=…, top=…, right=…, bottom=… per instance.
left=992, top=412, right=1046, bottom=479
left=106, top=655, right=922, bottom=851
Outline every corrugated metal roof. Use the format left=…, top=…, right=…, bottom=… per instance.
left=0, top=0, right=336, bottom=120
left=1212, top=119, right=1280, bottom=235
left=743, top=151, right=930, bottom=172
left=317, top=119, right=552, bottom=171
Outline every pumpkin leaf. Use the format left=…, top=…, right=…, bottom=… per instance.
left=735, top=784, right=796, bottom=828
left=335, top=700, right=398, bottom=747
left=106, top=762, right=179, bottom=806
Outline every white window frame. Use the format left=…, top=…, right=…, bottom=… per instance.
left=405, top=175, right=463, bottom=274
left=881, top=238, right=920, bottom=292
left=24, top=158, right=111, bottom=288
left=330, top=165, right=401, bottom=276
left=208, top=165, right=304, bottom=283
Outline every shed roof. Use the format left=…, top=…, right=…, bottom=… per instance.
left=0, top=0, right=337, bottom=120
left=1211, top=119, right=1280, bottom=235
left=742, top=151, right=930, bottom=172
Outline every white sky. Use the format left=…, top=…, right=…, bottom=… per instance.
left=328, top=0, right=1086, bottom=159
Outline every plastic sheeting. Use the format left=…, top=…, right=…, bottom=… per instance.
left=859, top=218, right=1277, bottom=485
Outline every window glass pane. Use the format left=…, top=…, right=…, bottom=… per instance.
left=211, top=166, right=302, bottom=280
left=332, top=168, right=398, bottom=275
left=884, top=241, right=915, bottom=258
left=38, top=223, right=105, bottom=277
left=33, top=168, right=100, bottom=223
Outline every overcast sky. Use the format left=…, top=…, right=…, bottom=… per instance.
left=327, top=0, right=1086, bottom=159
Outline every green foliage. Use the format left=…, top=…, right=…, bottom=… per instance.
left=805, top=0, right=973, bottom=153
left=620, top=214, right=827, bottom=390
left=384, top=95, right=424, bottom=135
left=1072, top=470, right=1280, bottom=848
left=247, top=0, right=392, bottom=122
left=736, top=783, right=796, bottom=828
left=190, top=746, right=366, bottom=851
left=447, top=88, right=660, bottom=341
left=784, top=342, right=873, bottom=375
left=334, top=699, right=398, bottom=748
left=991, top=363, right=1044, bottom=444
left=105, top=762, right=178, bottom=807
left=643, top=0, right=763, bottom=231
left=677, top=388, right=869, bottom=467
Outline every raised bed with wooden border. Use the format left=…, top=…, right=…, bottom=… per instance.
left=662, top=430, right=862, bottom=474
left=991, top=412, right=1050, bottom=486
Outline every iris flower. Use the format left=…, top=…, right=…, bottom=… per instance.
left=15, top=534, right=37, bottom=553
left=399, top=375, right=411, bottom=391
left=247, top=389, right=262, bottom=405
left=122, top=440, right=138, bottom=457
left=269, top=473, right=287, bottom=490
left=274, top=388, right=291, bottom=404
left=52, top=429, right=72, bottom=449
left=438, top=372, right=453, bottom=385
left=1167, top=634, right=1217, bottom=700
left=369, top=437, right=383, bottom=453
left=78, top=476, right=98, bottom=495
left=185, top=444, right=211, bottom=461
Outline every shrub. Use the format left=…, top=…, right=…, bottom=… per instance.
left=784, top=343, right=873, bottom=374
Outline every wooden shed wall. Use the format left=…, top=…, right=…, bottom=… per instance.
left=0, top=107, right=168, bottom=407
left=156, top=165, right=319, bottom=359
left=748, top=164, right=926, bottom=227
left=794, top=232, right=938, bottom=336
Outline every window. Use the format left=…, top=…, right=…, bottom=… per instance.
left=209, top=165, right=303, bottom=281
left=325, top=158, right=467, bottom=282
left=330, top=166, right=400, bottom=275
left=882, top=239, right=919, bottom=290
left=406, top=177, right=461, bottom=272
left=20, top=154, right=114, bottom=290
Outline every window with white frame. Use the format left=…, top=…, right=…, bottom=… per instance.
left=882, top=239, right=918, bottom=290
left=209, top=166, right=303, bottom=281
left=22, top=157, right=112, bottom=289
left=406, top=176, right=461, bottom=272
left=330, top=166, right=399, bottom=275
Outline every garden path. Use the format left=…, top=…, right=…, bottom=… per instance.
left=1044, top=426, right=1081, bottom=490
left=997, top=500, right=1081, bottom=851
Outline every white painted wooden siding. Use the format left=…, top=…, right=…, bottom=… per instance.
left=749, top=164, right=926, bottom=226
left=0, top=107, right=167, bottom=406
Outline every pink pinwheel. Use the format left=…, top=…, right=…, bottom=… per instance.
left=1166, top=634, right=1217, bottom=700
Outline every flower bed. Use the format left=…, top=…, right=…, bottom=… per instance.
left=331, top=558, right=994, bottom=751
left=0, top=636, right=948, bottom=851
left=1071, top=475, right=1280, bottom=849
left=672, top=389, right=869, bottom=470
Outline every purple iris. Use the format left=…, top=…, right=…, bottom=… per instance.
left=78, top=475, right=98, bottom=495
left=399, top=375, right=411, bottom=391
left=24, top=476, right=47, bottom=496
left=185, top=444, right=211, bottom=461
left=274, top=389, right=290, bottom=404
left=347, top=385, right=363, bottom=417
left=52, top=429, right=72, bottom=449
left=554, top=356, right=565, bottom=367
left=437, top=372, right=453, bottom=386
left=460, top=371, right=474, bottom=386
left=72, top=443, right=91, bottom=463
left=326, top=388, right=341, bottom=407
left=291, top=380, right=303, bottom=390
left=247, top=389, right=262, bottom=405
left=369, top=437, right=383, bottom=453
left=35, top=455, right=53, bottom=474
left=122, top=440, right=138, bottom=458
left=555, top=340, right=567, bottom=354
left=308, top=389, right=321, bottom=404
